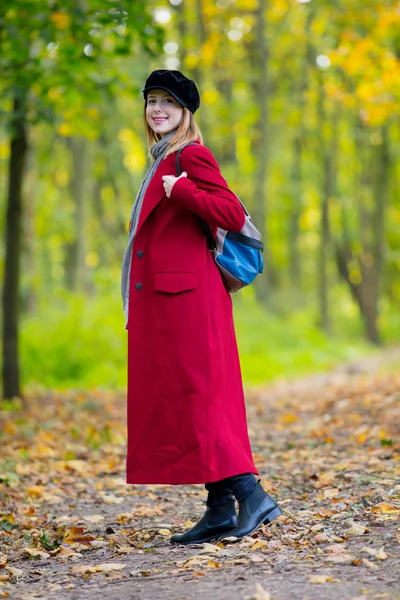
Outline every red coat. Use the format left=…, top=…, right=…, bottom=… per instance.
left=126, top=141, right=258, bottom=484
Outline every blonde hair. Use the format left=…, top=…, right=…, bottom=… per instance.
left=144, top=106, right=203, bottom=159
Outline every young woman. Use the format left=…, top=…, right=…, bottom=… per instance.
left=121, top=69, right=282, bottom=544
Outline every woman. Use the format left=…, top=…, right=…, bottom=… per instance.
left=121, top=69, right=282, bottom=544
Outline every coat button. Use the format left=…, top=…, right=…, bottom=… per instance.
left=136, top=250, right=144, bottom=258
left=135, top=282, right=143, bottom=290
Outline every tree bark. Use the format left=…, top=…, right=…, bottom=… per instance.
left=2, top=93, right=28, bottom=399
left=289, top=135, right=302, bottom=290
left=65, top=136, right=88, bottom=291
left=316, top=86, right=337, bottom=332
left=249, top=0, right=269, bottom=304
left=335, top=126, right=388, bottom=344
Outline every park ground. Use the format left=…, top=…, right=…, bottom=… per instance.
left=0, top=351, right=399, bottom=600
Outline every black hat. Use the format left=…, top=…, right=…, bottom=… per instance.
left=143, top=70, right=200, bottom=114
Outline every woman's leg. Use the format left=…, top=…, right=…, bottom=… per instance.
left=205, top=480, right=235, bottom=507
left=170, top=480, right=237, bottom=545
left=219, top=473, right=282, bottom=541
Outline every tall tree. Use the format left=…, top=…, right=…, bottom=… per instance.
left=0, top=0, right=163, bottom=398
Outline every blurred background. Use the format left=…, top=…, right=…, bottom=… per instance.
left=1, top=0, right=400, bottom=398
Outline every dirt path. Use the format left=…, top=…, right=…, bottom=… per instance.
left=1, top=351, right=399, bottom=599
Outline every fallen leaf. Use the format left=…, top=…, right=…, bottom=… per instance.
left=101, top=494, right=124, bottom=505
left=323, top=488, right=340, bottom=499
left=206, top=559, right=221, bottom=569
left=89, top=540, right=109, bottom=549
left=83, top=515, right=105, bottom=524
left=56, top=545, right=82, bottom=558
left=64, top=527, right=95, bottom=545
left=309, top=575, right=331, bottom=584
left=5, top=567, right=24, bottom=577
left=157, top=529, right=171, bottom=536
left=0, top=554, right=6, bottom=568
left=95, top=563, right=126, bottom=572
left=251, top=540, right=269, bottom=551
left=362, top=558, right=379, bottom=569
left=344, top=522, right=367, bottom=535
left=326, top=553, right=356, bottom=564
left=372, top=502, right=400, bottom=514
left=244, top=583, right=271, bottom=600
left=23, top=548, right=50, bottom=559
left=361, top=546, right=387, bottom=560
left=198, top=543, right=220, bottom=554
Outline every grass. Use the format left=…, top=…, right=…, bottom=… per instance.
left=19, top=287, right=393, bottom=391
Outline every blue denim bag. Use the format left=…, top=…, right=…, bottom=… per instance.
left=176, top=144, right=264, bottom=292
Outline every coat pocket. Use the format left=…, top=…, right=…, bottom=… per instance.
left=154, top=272, right=197, bottom=294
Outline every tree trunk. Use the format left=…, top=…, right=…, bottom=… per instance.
left=249, top=0, right=269, bottom=304
left=2, top=93, right=28, bottom=399
left=335, top=126, right=388, bottom=344
left=65, top=136, right=88, bottom=292
left=316, top=89, right=337, bottom=332
left=288, top=135, right=302, bottom=289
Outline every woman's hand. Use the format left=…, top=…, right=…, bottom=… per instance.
left=162, top=172, right=187, bottom=198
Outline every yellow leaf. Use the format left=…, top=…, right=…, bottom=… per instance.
left=372, top=503, right=400, bottom=514
left=198, top=543, right=220, bottom=554
left=158, top=529, right=171, bottom=536
left=344, top=523, right=367, bottom=535
left=56, top=546, right=82, bottom=558
left=50, top=12, right=71, bottom=29
left=183, top=520, right=195, bottom=528
left=244, top=583, right=271, bottom=600
left=323, top=488, right=340, bottom=499
left=0, top=553, right=6, bottom=568
left=206, top=559, right=221, bottom=568
left=251, top=539, right=269, bottom=551
left=95, top=563, right=126, bottom=573
left=309, top=575, right=330, bottom=584
left=83, top=515, right=105, bottom=524
left=376, top=547, right=388, bottom=560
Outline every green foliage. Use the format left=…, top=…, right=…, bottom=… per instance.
left=1, top=0, right=400, bottom=392
left=20, top=290, right=384, bottom=390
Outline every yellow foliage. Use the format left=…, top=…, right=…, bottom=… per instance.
left=50, top=12, right=71, bottom=30
left=48, top=87, right=62, bottom=101
left=54, top=170, right=69, bottom=186
left=0, top=144, right=10, bottom=160
left=236, top=0, right=257, bottom=10
left=101, top=185, right=115, bottom=202
left=184, top=53, right=200, bottom=70
left=86, top=107, right=100, bottom=121
left=202, top=89, right=220, bottom=105
left=85, top=252, right=99, bottom=268
left=58, top=123, right=71, bottom=136
left=201, top=40, right=217, bottom=67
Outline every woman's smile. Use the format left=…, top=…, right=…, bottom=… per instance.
left=146, top=89, right=183, bottom=136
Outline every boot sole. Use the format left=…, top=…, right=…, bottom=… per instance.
left=170, top=532, right=221, bottom=545
left=219, top=505, right=283, bottom=542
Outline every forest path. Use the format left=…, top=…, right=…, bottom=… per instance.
left=1, top=348, right=399, bottom=600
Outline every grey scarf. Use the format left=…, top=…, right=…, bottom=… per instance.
left=121, top=132, right=175, bottom=321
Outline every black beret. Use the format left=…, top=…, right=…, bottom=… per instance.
left=143, top=69, right=200, bottom=114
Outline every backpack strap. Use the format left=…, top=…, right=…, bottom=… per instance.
left=175, top=143, right=216, bottom=251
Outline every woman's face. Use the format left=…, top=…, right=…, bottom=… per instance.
left=146, top=89, right=184, bottom=137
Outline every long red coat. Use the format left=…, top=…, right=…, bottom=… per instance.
left=126, top=141, right=258, bottom=484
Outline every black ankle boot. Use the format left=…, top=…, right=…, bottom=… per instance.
left=170, top=501, right=237, bottom=545
left=219, top=481, right=282, bottom=541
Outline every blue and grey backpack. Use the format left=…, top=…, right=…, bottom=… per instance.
left=176, top=144, right=264, bottom=293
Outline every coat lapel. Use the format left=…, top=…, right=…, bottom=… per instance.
left=135, top=156, right=174, bottom=236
